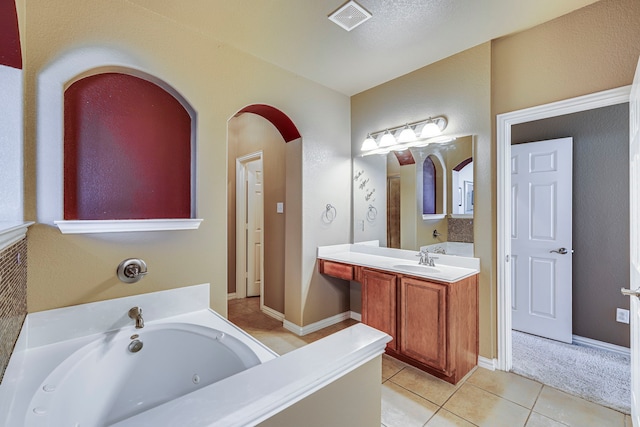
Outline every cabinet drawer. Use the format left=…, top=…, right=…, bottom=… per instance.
left=319, top=260, right=354, bottom=280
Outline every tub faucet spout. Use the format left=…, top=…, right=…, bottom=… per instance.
left=128, top=306, right=144, bottom=329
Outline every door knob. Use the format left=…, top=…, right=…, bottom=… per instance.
left=621, top=287, right=640, bottom=297
left=550, top=247, right=569, bottom=254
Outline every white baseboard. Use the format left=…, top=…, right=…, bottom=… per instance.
left=227, top=293, right=237, bottom=300
left=261, top=305, right=284, bottom=322
left=478, top=356, right=497, bottom=371
left=572, top=335, right=630, bottom=357
left=283, top=311, right=352, bottom=336
left=350, top=311, right=362, bottom=322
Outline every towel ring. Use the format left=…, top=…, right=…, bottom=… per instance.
left=323, top=204, right=337, bottom=223
left=366, top=204, right=377, bottom=222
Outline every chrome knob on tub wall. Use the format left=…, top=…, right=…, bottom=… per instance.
left=117, top=258, right=148, bottom=283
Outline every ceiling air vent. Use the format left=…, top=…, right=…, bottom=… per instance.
left=328, top=0, right=372, bottom=32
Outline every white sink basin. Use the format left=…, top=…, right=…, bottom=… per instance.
left=392, top=264, right=441, bottom=274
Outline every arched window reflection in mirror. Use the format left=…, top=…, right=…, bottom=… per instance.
left=421, top=154, right=445, bottom=219
left=422, top=156, right=436, bottom=215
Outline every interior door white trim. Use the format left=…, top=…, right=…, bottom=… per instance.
left=496, top=85, right=631, bottom=371
left=235, top=151, right=264, bottom=307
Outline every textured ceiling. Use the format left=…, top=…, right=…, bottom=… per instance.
left=128, top=0, right=600, bottom=96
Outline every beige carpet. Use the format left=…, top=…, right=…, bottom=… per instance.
left=511, top=330, right=631, bottom=414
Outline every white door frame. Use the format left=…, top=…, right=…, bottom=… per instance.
left=496, top=86, right=630, bottom=371
left=235, top=151, right=264, bottom=307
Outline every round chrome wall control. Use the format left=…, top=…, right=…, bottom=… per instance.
left=117, top=258, right=148, bottom=283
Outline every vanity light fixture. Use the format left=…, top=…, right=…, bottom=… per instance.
left=360, top=116, right=449, bottom=156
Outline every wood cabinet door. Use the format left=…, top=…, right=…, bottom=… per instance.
left=399, top=277, right=448, bottom=373
left=362, top=268, right=397, bottom=351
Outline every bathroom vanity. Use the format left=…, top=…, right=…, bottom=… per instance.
left=318, top=243, right=479, bottom=385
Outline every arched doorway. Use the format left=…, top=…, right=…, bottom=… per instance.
left=227, top=104, right=301, bottom=320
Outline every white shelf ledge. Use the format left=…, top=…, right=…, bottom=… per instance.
left=421, top=214, right=446, bottom=221
left=0, top=221, right=34, bottom=251
left=54, top=219, right=203, bottom=234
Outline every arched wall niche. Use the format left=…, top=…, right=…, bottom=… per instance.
left=64, top=71, right=194, bottom=221
left=37, top=47, right=201, bottom=233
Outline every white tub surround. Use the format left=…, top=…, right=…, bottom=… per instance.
left=318, top=241, right=479, bottom=283
left=421, top=242, right=474, bottom=257
left=113, top=323, right=389, bottom=427
left=0, top=284, right=390, bottom=427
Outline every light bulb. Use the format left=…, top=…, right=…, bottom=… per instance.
left=360, top=134, right=377, bottom=151
left=421, top=120, right=441, bottom=137
left=397, top=125, right=417, bottom=143
left=379, top=130, right=396, bottom=148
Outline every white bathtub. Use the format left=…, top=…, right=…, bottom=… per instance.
left=25, top=323, right=261, bottom=426
left=422, top=242, right=474, bottom=257
left=0, top=284, right=390, bottom=427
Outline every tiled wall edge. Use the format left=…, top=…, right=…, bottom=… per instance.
left=0, top=236, right=28, bottom=383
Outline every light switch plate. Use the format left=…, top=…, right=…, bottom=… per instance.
left=276, top=202, right=284, bottom=213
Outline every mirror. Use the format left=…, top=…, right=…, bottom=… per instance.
left=353, top=136, right=474, bottom=255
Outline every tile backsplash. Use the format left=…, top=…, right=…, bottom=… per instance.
left=448, top=218, right=474, bottom=243
left=0, top=237, right=27, bottom=383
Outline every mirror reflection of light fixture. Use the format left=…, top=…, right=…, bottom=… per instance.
left=378, top=130, right=396, bottom=148
left=360, top=115, right=448, bottom=156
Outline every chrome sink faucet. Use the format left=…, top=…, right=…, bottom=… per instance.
left=128, top=306, right=144, bottom=329
left=417, top=249, right=437, bottom=267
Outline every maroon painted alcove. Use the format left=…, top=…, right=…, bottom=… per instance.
left=64, top=72, right=192, bottom=220
left=0, top=0, right=22, bottom=69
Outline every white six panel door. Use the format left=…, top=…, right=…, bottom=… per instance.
left=246, top=159, right=263, bottom=298
left=511, top=138, right=573, bottom=343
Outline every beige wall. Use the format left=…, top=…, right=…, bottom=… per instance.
left=227, top=113, right=287, bottom=313
left=23, top=0, right=351, bottom=327
left=493, top=0, right=640, bottom=115
left=351, top=43, right=494, bottom=357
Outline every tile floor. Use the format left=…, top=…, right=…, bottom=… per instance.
left=228, top=297, right=631, bottom=427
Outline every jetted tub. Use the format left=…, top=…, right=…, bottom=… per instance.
left=25, top=323, right=261, bottom=426
left=1, top=284, right=390, bottom=427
